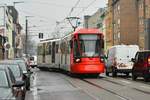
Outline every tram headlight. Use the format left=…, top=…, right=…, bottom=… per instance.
left=75, top=58, right=81, bottom=63
left=100, top=58, right=105, bottom=62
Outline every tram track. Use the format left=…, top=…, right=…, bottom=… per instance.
left=80, top=79, right=131, bottom=100
left=101, top=76, right=150, bottom=94
left=116, top=76, right=150, bottom=86
left=70, top=76, right=150, bottom=100
left=63, top=73, right=150, bottom=100
left=65, top=75, right=132, bottom=100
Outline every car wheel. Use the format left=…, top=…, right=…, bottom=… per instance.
left=126, top=73, right=129, bottom=77
left=105, top=68, right=109, bottom=76
left=112, top=67, right=117, bottom=77
left=132, top=73, right=137, bottom=81
left=105, top=71, right=109, bottom=76
left=144, top=74, right=149, bottom=82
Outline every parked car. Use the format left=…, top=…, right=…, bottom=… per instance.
left=0, top=63, right=26, bottom=98
left=12, top=59, right=31, bottom=90
left=0, top=65, right=25, bottom=100
left=0, top=59, right=31, bottom=90
left=29, top=56, right=37, bottom=68
left=106, top=45, right=139, bottom=77
left=14, top=58, right=30, bottom=69
left=132, top=50, right=150, bottom=82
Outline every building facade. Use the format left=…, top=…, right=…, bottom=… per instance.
left=137, top=0, right=150, bottom=49
left=105, top=0, right=113, bottom=49
left=84, top=8, right=106, bottom=29
left=0, top=5, right=22, bottom=59
left=111, top=0, right=139, bottom=45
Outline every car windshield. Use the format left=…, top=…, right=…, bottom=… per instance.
left=14, top=60, right=27, bottom=72
left=8, top=65, right=21, bottom=78
left=78, top=34, right=101, bottom=57
left=0, top=70, right=9, bottom=88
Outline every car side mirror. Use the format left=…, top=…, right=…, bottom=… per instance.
left=131, top=58, right=135, bottom=62
left=13, top=81, right=25, bottom=87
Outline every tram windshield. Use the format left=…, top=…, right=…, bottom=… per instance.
left=78, top=34, right=102, bottom=57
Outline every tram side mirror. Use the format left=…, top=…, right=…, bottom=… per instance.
left=102, top=40, right=104, bottom=48
left=69, top=40, right=73, bottom=48
left=100, top=55, right=106, bottom=59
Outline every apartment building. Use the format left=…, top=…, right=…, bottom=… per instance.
left=137, top=0, right=150, bottom=49
left=0, top=6, right=22, bottom=59
left=111, top=0, right=138, bottom=45
left=105, top=0, right=113, bottom=49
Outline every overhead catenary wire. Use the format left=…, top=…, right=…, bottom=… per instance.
left=68, top=0, right=81, bottom=16
left=76, top=0, right=97, bottom=16
left=49, top=0, right=82, bottom=36
left=24, top=1, right=72, bottom=8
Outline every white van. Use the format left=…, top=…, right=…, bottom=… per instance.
left=29, top=55, right=37, bottom=68
left=106, top=45, right=139, bottom=77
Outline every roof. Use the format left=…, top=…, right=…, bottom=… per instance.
left=74, top=28, right=102, bottom=34
left=39, top=38, right=61, bottom=44
left=110, top=45, right=139, bottom=49
left=137, top=50, right=150, bottom=53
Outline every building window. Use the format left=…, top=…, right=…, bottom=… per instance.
left=118, top=5, right=120, bottom=14
left=140, top=19, right=144, bottom=25
left=118, top=32, right=120, bottom=39
left=118, top=19, right=120, bottom=25
left=146, top=6, right=150, bottom=17
left=140, top=3, right=143, bottom=9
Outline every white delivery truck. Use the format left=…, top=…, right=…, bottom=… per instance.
left=106, top=45, right=139, bottom=77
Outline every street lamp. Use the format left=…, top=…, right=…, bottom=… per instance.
left=25, top=16, right=34, bottom=55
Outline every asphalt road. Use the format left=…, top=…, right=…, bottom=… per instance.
left=25, top=68, right=150, bottom=100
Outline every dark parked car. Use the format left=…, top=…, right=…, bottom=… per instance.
left=0, top=59, right=31, bottom=90
left=132, top=50, right=150, bottom=82
left=0, top=65, right=25, bottom=100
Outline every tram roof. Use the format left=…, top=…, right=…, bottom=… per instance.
left=74, top=28, right=103, bottom=34
left=61, top=28, right=103, bottom=39
left=39, top=38, right=61, bottom=43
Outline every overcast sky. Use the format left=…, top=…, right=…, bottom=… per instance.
left=0, top=0, right=107, bottom=38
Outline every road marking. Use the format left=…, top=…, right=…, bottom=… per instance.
left=120, top=80, right=131, bottom=84
left=140, top=85, right=150, bottom=89
left=33, top=73, right=38, bottom=100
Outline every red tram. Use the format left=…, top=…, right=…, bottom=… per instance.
left=37, top=28, right=105, bottom=76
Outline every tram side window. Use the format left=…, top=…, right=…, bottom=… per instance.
left=62, top=42, right=66, bottom=54
left=67, top=41, right=70, bottom=54
left=43, top=43, right=46, bottom=55
left=60, top=42, right=63, bottom=53
left=45, top=43, right=49, bottom=55
left=64, top=42, right=68, bottom=54
left=49, top=44, right=51, bottom=55
left=38, top=45, right=43, bottom=55
left=73, top=40, right=80, bottom=57
left=56, top=44, right=59, bottom=53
